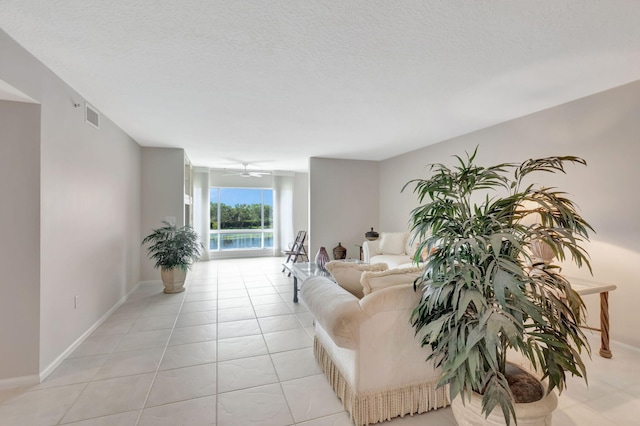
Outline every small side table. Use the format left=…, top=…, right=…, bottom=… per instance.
left=569, top=277, right=617, bottom=358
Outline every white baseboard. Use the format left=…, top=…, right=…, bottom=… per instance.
left=209, top=250, right=273, bottom=260
left=38, top=281, right=144, bottom=382
left=0, top=374, right=40, bottom=391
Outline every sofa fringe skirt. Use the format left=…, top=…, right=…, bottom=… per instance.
left=314, top=337, right=450, bottom=426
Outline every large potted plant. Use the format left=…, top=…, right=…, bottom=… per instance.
left=142, top=221, right=203, bottom=294
left=404, top=148, right=593, bottom=425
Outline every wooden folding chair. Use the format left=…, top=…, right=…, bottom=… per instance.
left=282, top=231, right=308, bottom=275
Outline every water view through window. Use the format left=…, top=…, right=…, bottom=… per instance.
left=210, top=188, right=274, bottom=251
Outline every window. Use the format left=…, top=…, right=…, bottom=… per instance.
left=210, top=188, right=274, bottom=251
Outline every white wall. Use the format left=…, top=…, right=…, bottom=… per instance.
left=0, top=100, right=41, bottom=381
left=193, top=167, right=211, bottom=260
left=293, top=172, right=309, bottom=238
left=380, top=79, right=640, bottom=348
left=141, top=147, right=186, bottom=281
left=0, top=29, right=142, bottom=378
left=309, top=158, right=379, bottom=261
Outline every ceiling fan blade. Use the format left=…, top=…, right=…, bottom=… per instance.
left=219, top=163, right=271, bottom=177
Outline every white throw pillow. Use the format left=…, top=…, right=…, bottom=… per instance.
left=360, top=266, right=423, bottom=296
left=377, top=232, right=408, bottom=255
left=325, top=261, right=388, bottom=299
left=404, top=236, right=421, bottom=258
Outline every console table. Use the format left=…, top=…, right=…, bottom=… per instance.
left=569, top=277, right=617, bottom=358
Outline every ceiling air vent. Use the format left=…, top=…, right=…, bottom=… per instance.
left=85, top=102, right=100, bottom=129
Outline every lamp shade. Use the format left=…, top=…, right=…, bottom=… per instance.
left=517, top=200, right=542, bottom=227
left=517, top=200, right=555, bottom=265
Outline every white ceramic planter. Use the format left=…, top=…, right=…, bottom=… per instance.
left=161, top=267, right=187, bottom=294
left=451, top=388, right=558, bottom=426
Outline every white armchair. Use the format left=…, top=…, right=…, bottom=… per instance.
left=301, top=272, right=449, bottom=425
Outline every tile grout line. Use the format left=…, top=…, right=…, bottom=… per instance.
left=215, top=263, right=221, bottom=426
left=268, top=270, right=303, bottom=425
left=133, top=272, right=193, bottom=426
left=55, top=298, right=148, bottom=425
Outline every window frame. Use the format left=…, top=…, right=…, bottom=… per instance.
left=209, top=187, right=274, bottom=252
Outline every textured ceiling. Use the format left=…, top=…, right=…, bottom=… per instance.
left=1, top=1, right=640, bottom=172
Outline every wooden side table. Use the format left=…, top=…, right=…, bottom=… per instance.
left=569, top=277, right=617, bottom=358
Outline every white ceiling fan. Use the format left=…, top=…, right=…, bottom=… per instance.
left=224, top=163, right=271, bottom=178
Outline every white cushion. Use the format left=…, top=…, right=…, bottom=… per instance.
left=404, top=236, right=421, bottom=258
left=369, top=254, right=413, bottom=269
left=325, top=261, right=388, bottom=299
left=397, top=262, right=425, bottom=269
left=377, top=232, right=408, bottom=255
left=360, top=266, right=424, bottom=296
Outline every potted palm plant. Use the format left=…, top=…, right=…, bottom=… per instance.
left=403, top=148, right=593, bottom=425
left=142, top=221, right=203, bottom=294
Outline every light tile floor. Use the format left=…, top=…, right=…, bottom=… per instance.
left=0, top=257, right=638, bottom=425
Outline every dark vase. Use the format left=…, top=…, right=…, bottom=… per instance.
left=332, top=242, right=347, bottom=260
left=365, top=227, right=379, bottom=241
left=315, top=247, right=330, bottom=269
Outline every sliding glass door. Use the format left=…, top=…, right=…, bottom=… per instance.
left=210, top=188, right=274, bottom=251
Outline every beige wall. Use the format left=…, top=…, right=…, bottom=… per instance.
left=141, top=147, right=186, bottom=281
left=309, top=158, right=379, bottom=261
left=0, top=100, right=41, bottom=381
left=0, top=29, right=142, bottom=379
left=380, top=79, right=640, bottom=348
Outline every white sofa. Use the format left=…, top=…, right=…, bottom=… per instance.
left=324, top=261, right=389, bottom=298
left=301, top=269, right=449, bottom=425
left=363, top=231, right=420, bottom=269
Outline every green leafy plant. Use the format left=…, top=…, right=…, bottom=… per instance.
left=142, top=221, right=203, bottom=271
left=403, top=148, right=593, bottom=425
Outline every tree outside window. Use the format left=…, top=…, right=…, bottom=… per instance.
left=209, top=188, right=273, bottom=250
